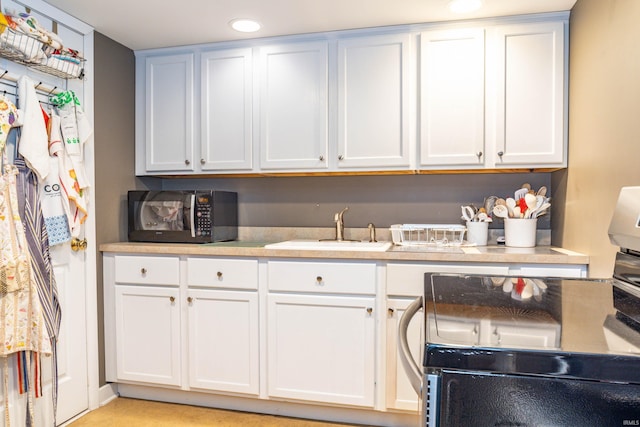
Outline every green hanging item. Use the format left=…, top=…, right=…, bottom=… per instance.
left=49, top=90, right=81, bottom=107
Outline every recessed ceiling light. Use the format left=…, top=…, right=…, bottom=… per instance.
left=449, top=0, right=483, bottom=13
left=230, top=19, right=261, bottom=33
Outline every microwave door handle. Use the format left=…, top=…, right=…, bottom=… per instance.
left=190, top=194, right=196, bottom=238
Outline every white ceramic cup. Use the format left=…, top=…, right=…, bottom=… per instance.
left=504, top=218, right=538, bottom=248
left=466, top=221, right=489, bottom=246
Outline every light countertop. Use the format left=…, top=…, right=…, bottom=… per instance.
left=99, top=241, right=589, bottom=265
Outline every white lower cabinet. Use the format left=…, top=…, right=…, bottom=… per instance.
left=385, top=297, right=423, bottom=412
left=106, top=255, right=260, bottom=396
left=115, top=284, right=182, bottom=386
left=187, top=288, right=259, bottom=394
left=266, top=260, right=377, bottom=407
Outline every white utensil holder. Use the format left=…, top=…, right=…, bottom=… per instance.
left=504, top=218, right=538, bottom=248
left=466, top=221, right=489, bottom=246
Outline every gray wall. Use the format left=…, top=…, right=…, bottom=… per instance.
left=161, top=173, right=552, bottom=230
left=94, top=32, right=137, bottom=385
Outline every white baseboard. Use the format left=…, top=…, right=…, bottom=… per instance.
left=98, top=383, right=119, bottom=406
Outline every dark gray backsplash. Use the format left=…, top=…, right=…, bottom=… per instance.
left=150, top=173, right=552, bottom=229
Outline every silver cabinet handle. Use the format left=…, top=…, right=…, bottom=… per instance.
left=366, top=307, right=373, bottom=315
left=187, top=297, right=193, bottom=304
left=169, top=296, right=175, bottom=303
left=217, top=271, right=223, bottom=279
left=497, top=151, right=504, bottom=157
left=338, top=155, right=344, bottom=161
left=477, top=151, right=483, bottom=158
left=316, top=276, right=323, bottom=283
left=388, top=308, right=394, bottom=316
left=319, top=155, right=324, bottom=161
left=140, top=268, right=147, bottom=274
left=185, top=159, right=191, bottom=165
left=200, top=158, right=205, bottom=165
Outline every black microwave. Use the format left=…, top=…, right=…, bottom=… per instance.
left=128, top=190, right=238, bottom=243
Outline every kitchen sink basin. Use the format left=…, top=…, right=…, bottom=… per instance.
left=264, top=240, right=392, bottom=252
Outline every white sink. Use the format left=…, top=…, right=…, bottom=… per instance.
left=264, top=240, right=392, bottom=252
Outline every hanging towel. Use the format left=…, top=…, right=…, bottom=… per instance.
left=48, top=110, right=87, bottom=237
left=40, top=110, right=71, bottom=246
left=17, top=76, right=49, bottom=180
left=50, top=90, right=92, bottom=190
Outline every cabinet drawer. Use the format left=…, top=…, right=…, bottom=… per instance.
left=187, top=257, right=258, bottom=289
left=114, top=255, right=180, bottom=285
left=268, top=260, right=376, bottom=294
left=386, top=262, right=509, bottom=296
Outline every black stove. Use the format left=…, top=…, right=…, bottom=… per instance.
left=399, top=186, right=640, bottom=427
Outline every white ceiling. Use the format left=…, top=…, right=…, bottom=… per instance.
left=42, top=0, right=577, bottom=51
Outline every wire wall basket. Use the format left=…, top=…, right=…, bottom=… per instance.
left=390, top=224, right=467, bottom=247
left=0, top=24, right=84, bottom=79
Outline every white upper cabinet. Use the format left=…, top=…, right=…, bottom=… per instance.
left=488, top=20, right=566, bottom=168
left=337, top=33, right=412, bottom=170
left=419, top=28, right=485, bottom=168
left=259, top=41, right=329, bottom=170
left=135, top=13, right=568, bottom=175
left=144, top=53, right=195, bottom=172
left=201, top=48, right=253, bottom=171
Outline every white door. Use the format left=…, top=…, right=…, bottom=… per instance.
left=259, top=41, right=329, bottom=170
left=201, top=48, right=253, bottom=171
left=187, top=289, right=259, bottom=394
left=490, top=21, right=566, bottom=167
left=0, top=1, right=96, bottom=425
left=145, top=53, right=195, bottom=172
left=267, top=293, right=376, bottom=407
left=420, top=28, right=485, bottom=168
left=114, top=285, right=182, bottom=386
left=386, top=298, right=423, bottom=412
left=337, top=33, right=412, bottom=169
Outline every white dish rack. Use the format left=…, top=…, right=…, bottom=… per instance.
left=390, top=224, right=467, bottom=247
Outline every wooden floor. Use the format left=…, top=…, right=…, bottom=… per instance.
left=67, top=398, right=361, bottom=427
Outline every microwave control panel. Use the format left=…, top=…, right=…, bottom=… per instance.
left=194, top=194, right=212, bottom=237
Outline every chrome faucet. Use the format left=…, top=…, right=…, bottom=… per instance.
left=367, top=223, right=377, bottom=242
left=334, top=207, right=349, bottom=241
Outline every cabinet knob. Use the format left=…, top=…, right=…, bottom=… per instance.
left=338, top=155, right=344, bottom=161
left=185, top=159, right=191, bottom=165
left=217, top=271, right=223, bottom=279
left=476, top=151, right=483, bottom=158
left=366, top=307, right=373, bottom=315
left=319, top=155, right=324, bottom=161
left=200, top=158, right=205, bottom=165
left=169, top=296, right=175, bottom=303
left=497, top=151, right=504, bottom=158
left=316, top=276, right=323, bottom=283
left=388, top=308, right=394, bottom=316
left=140, top=268, right=147, bottom=275
left=187, top=297, right=193, bottom=304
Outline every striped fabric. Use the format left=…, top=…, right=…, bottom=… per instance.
left=14, top=157, right=61, bottom=423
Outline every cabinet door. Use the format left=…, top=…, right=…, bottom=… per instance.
left=114, top=285, right=181, bottom=386
left=337, top=34, right=411, bottom=169
left=490, top=21, right=566, bottom=167
left=386, top=298, right=423, bottom=412
left=267, top=294, right=376, bottom=407
left=259, top=41, right=329, bottom=170
left=201, top=48, right=253, bottom=171
left=420, top=28, right=485, bottom=168
left=145, top=53, right=195, bottom=172
left=187, top=289, right=259, bottom=395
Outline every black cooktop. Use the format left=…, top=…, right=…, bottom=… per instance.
left=424, top=273, right=640, bottom=382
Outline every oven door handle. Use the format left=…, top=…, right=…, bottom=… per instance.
left=398, top=295, right=423, bottom=395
